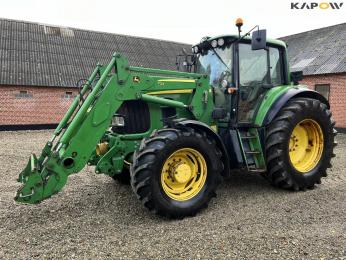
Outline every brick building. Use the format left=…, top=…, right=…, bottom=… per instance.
left=0, top=18, right=190, bottom=130
left=281, top=23, right=346, bottom=128
left=0, top=19, right=345, bottom=129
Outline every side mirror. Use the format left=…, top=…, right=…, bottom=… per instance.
left=175, top=48, right=196, bottom=72
left=291, top=71, right=303, bottom=85
left=175, top=54, right=195, bottom=72
left=251, top=29, right=267, bottom=50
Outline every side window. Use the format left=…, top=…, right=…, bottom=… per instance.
left=269, top=47, right=283, bottom=85
left=239, top=44, right=268, bottom=86
left=238, top=44, right=284, bottom=123
left=239, top=44, right=283, bottom=86
left=315, top=84, right=330, bottom=100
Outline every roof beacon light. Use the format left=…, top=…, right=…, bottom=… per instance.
left=235, top=18, right=243, bottom=38
left=235, top=18, right=243, bottom=28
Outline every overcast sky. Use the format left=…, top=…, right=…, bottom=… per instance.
left=0, top=0, right=345, bottom=44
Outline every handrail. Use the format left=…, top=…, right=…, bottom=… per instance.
left=130, top=66, right=205, bottom=79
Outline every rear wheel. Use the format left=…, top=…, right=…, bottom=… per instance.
left=131, top=127, right=223, bottom=218
left=265, top=98, right=337, bottom=190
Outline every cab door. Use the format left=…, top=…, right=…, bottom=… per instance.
left=236, top=43, right=284, bottom=124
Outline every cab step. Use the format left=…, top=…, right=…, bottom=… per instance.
left=237, top=128, right=266, bottom=173
left=245, top=150, right=261, bottom=155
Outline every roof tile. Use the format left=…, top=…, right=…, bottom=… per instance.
left=280, top=23, right=346, bottom=75
left=0, top=18, right=191, bottom=87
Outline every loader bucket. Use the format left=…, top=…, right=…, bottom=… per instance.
left=15, top=153, right=68, bottom=204
left=15, top=154, right=44, bottom=203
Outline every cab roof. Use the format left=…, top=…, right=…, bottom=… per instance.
left=198, top=34, right=287, bottom=49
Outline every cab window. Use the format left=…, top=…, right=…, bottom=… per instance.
left=238, top=44, right=284, bottom=123
left=239, top=44, right=283, bottom=86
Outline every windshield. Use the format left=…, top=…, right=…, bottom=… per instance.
left=195, top=45, right=233, bottom=87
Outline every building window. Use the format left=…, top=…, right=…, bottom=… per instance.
left=15, top=90, right=33, bottom=98
left=62, top=91, right=75, bottom=99
left=44, top=26, right=74, bottom=37
left=315, top=84, right=330, bottom=101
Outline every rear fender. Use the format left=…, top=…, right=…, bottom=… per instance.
left=260, top=88, right=329, bottom=126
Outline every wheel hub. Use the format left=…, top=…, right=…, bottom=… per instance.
left=289, top=119, right=324, bottom=173
left=161, top=148, right=207, bottom=201
left=171, top=163, right=192, bottom=183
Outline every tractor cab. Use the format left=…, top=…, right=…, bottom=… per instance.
left=191, top=22, right=289, bottom=125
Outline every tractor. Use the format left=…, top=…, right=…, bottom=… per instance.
left=15, top=19, right=337, bottom=218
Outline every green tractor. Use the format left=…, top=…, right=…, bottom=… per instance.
left=16, top=20, right=337, bottom=218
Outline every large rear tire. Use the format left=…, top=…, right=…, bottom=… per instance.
left=265, top=98, right=337, bottom=190
left=131, top=127, right=223, bottom=218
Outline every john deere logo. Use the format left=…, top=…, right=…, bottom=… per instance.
left=291, top=2, right=343, bottom=9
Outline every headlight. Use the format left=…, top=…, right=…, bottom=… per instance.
left=217, top=38, right=224, bottom=46
left=112, top=115, right=125, bottom=127
left=211, top=40, right=218, bottom=48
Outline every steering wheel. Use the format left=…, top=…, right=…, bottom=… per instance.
left=240, top=80, right=263, bottom=102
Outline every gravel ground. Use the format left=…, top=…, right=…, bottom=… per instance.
left=0, top=130, right=345, bottom=259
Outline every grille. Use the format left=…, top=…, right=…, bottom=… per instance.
left=112, top=100, right=150, bottom=134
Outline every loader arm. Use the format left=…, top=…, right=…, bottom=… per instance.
left=15, top=53, right=212, bottom=204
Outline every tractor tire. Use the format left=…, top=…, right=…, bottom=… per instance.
left=112, top=167, right=131, bottom=185
left=130, top=127, right=223, bottom=218
left=265, top=98, right=337, bottom=190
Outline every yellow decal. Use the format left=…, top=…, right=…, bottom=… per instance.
left=146, top=89, right=193, bottom=95
left=158, top=79, right=196, bottom=83
left=210, top=125, right=217, bottom=132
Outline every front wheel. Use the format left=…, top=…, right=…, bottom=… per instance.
left=265, top=98, right=337, bottom=190
left=130, top=127, right=223, bottom=218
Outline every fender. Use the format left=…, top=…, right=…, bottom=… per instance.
left=174, top=119, right=231, bottom=178
left=257, top=87, right=329, bottom=126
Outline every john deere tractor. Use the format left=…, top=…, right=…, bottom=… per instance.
left=15, top=20, right=337, bottom=218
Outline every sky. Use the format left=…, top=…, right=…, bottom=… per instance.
left=0, top=0, right=345, bottom=44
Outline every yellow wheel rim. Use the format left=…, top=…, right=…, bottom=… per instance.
left=289, top=119, right=324, bottom=173
left=161, top=148, right=207, bottom=201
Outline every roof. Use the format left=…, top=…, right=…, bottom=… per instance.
left=0, top=18, right=191, bottom=87
left=280, top=23, right=346, bottom=75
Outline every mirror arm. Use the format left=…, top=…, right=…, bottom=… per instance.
left=238, top=25, right=259, bottom=42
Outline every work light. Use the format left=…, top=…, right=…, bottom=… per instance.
left=217, top=38, right=224, bottom=46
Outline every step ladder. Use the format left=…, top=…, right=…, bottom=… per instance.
left=237, top=128, right=266, bottom=173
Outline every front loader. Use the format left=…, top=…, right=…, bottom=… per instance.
left=15, top=20, right=337, bottom=218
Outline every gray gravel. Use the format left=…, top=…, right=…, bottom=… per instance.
left=0, top=130, right=345, bottom=259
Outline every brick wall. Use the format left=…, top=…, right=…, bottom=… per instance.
left=300, top=73, right=346, bottom=128
left=0, top=85, right=76, bottom=125
left=0, top=74, right=345, bottom=128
